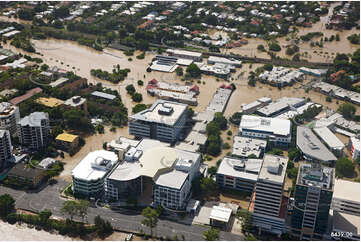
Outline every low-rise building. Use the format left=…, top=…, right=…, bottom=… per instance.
left=207, top=56, right=242, bottom=67
left=296, top=126, right=337, bottom=164
left=256, top=97, right=305, bottom=117
left=38, top=157, right=56, bottom=169
left=206, top=87, right=233, bottom=113
left=313, top=127, right=345, bottom=156
left=232, top=136, right=267, bottom=158
left=166, top=49, right=202, bottom=61
left=64, top=96, right=88, bottom=114
left=239, top=115, right=292, bottom=146
left=55, top=133, right=80, bottom=151
left=209, top=205, right=233, bottom=229
left=36, top=97, right=64, bottom=108
left=7, top=163, right=46, bottom=188
left=72, top=150, right=118, bottom=197
left=216, top=157, right=263, bottom=192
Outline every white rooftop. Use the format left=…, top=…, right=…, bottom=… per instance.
left=217, top=157, right=263, bottom=182
left=313, top=127, right=345, bottom=150
left=239, top=115, right=291, bottom=137
left=258, top=154, right=288, bottom=184
left=131, top=99, right=188, bottom=126
left=333, top=179, right=360, bottom=203
left=72, top=150, right=118, bottom=181
left=210, top=205, right=232, bottom=223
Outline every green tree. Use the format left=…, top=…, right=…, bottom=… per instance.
left=213, top=112, right=227, bottom=130
left=77, top=200, right=89, bottom=223
left=132, top=104, right=147, bottom=114
left=257, top=44, right=265, bottom=52
left=203, top=228, right=220, bottom=241
left=141, top=207, right=159, bottom=237
left=338, top=103, right=356, bottom=120
left=137, top=80, right=144, bottom=86
left=200, top=177, right=218, bottom=198
left=132, top=93, right=143, bottom=102
left=263, top=64, right=273, bottom=71
left=61, top=200, right=78, bottom=221
left=208, top=166, right=218, bottom=177
left=94, top=215, right=113, bottom=238
left=186, top=63, right=201, bottom=78
left=269, top=43, right=281, bottom=52
left=0, top=194, right=15, bottom=218
left=176, top=67, right=184, bottom=76
left=126, top=84, right=136, bottom=95
left=39, top=209, right=52, bottom=225
left=237, top=209, right=253, bottom=233
left=336, top=158, right=355, bottom=178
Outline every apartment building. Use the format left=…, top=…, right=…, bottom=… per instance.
left=0, top=130, right=12, bottom=171
left=129, top=100, right=188, bottom=143
left=250, top=154, right=289, bottom=235
left=291, top=163, right=335, bottom=240
left=17, top=112, right=50, bottom=150
left=0, top=102, right=20, bottom=137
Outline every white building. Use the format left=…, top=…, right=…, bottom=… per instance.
left=166, top=49, right=202, bottom=61
left=239, top=115, right=292, bottom=146
left=348, top=137, right=360, bottom=161
left=251, top=154, right=288, bottom=235
left=129, top=100, right=188, bottom=143
left=72, top=150, right=118, bottom=197
left=207, top=56, right=242, bottom=67
left=232, top=136, right=267, bottom=158
left=0, top=102, right=20, bottom=137
left=17, top=112, right=50, bottom=150
left=216, top=157, right=263, bottom=192
left=313, top=127, right=345, bottom=156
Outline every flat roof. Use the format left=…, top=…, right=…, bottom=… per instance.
left=131, top=99, right=188, bottom=126
left=296, top=126, right=337, bottom=162
left=232, top=136, right=267, bottom=158
left=333, top=179, right=360, bottom=203
left=257, top=97, right=305, bottom=117
left=19, top=112, right=48, bottom=127
left=166, top=49, right=202, bottom=58
left=155, top=169, right=189, bottom=190
left=64, top=96, right=86, bottom=107
left=72, top=150, right=118, bottom=181
left=91, top=91, right=116, bottom=100
left=258, top=154, right=288, bottom=184
left=210, top=205, right=232, bottom=223
left=56, top=133, right=79, bottom=143
left=36, top=97, right=64, bottom=107
left=332, top=210, right=360, bottom=236
left=313, top=127, right=345, bottom=149
left=108, top=160, right=141, bottom=181
left=185, top=131, right=207, bottom=145
left=217, top=157, right=262, bottom=182
left=49, top=77, right=68, bottom=88
left=240, top=115, right=291, bottom=137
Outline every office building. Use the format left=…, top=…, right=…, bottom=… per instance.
left=239, top=115, right=292, bottom=146
left=232, top=136, right=267, bottom=158
left=129, top=100, right=188, bottom=143
left=250, top=154, right=289, bottom=235
left=72, top=150, right=118, bottom=197
left=296, top=126, right=337, bottom=164
left=330, top=179, right=360, bottom=241
left=207, top=56, right=242, bottom=67
left=0, top=102, right=20, bottom=137
left=17, top=112, right=50, bottom=150
left=216, top=157, right=263, bottom=192
left=105, top=138, right=201, bottom=211
left=313, top=127, right=345, bottom=156
left=291, top=163, right=335, bottom=240
left=256, top=97, right=306, bottom=117
left=0, top=130, right=12, bottom=171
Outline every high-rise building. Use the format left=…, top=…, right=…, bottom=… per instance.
left=0, top=102, right=20, bottom=137
left=129, top=100, right=188, bottom=143
left=0, top=130, right=12, bottom=171
left=291, top=163, right=335, bottom=240
left=250, top=154, right=289, bottom=235
left=17, top=112, right=50, bottom=150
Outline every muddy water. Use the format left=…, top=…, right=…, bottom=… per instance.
left=3, top=38, right=359, bottom=118
left=225, top=2, right=360, bottom=62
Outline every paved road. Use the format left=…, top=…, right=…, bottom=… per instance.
left=0, top=180, right=243, bottom=241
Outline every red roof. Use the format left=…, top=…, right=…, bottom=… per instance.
left=10, top=87, right=42, bottom=105
left=190, top=84, right=199, bottom=93
left=149, top=79, right=158, bottom=85
left=137, top=20, right=153, bottom=29
left=250, top=19, right=260, bottom=25
left=225, top=85, right=233, bottom=90
left=146, top=85, right=157, bottom=90
left=330, top=70, right=346, bottom=82
left=191, top=30, right=199, bottom=35
left=220, top=84, right=226, bottom=88
left=272, top=14, right=283, bottom=20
